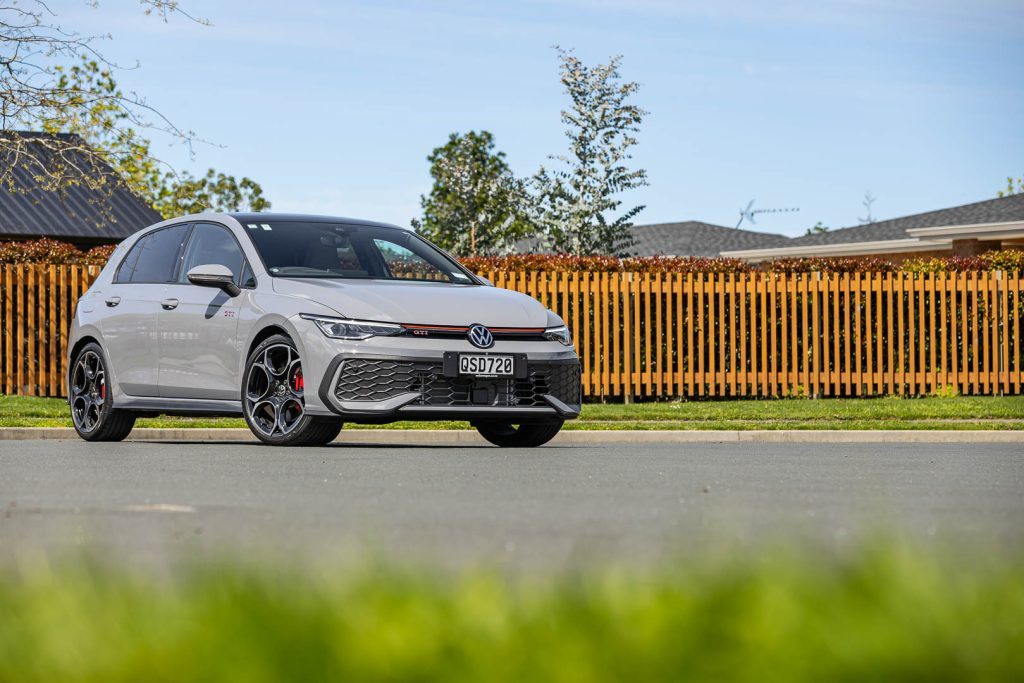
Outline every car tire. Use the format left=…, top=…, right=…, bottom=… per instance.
left=242, top=334, right=343, bottom=446
left=69, top=342, right=136, bottom=442
left=475, top=419, right=564, bottom=447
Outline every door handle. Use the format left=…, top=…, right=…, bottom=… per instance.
left=160, top=298, right=179, bottom=310
left=104, top=296, right=121, bottom=307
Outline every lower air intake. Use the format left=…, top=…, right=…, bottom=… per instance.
left=334, top=358, right=581, bottom=407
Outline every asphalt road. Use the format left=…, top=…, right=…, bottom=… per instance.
left=2, top=438, right=1023, bottom=569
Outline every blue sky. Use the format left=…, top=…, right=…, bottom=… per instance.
left=65, top=0, right=1024, bottom=237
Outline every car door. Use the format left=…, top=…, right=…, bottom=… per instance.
left=158, top=222, right=251, bottom=400
left=99, top=223, right=190, bottom=397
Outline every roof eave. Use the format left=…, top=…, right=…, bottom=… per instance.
left=905, top=220, right=1024, bottom=241
left=721, top=238, right=945, bottom=263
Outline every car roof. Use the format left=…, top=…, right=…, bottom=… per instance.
left=227, top=213, right=406, bottom=230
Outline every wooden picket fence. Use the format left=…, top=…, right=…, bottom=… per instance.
left=2, top=264, right=101, bottom=398
left=2, top=264, right=1023, bottom=399
left=485, top=270, right=1024, bottom=399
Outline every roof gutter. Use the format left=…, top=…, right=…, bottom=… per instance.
left=905, top=220, right=1024, bottom=241
left=721, top=238, right=944, bottom=263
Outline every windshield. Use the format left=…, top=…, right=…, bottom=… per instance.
left=241, top=221, right=477, bottom=284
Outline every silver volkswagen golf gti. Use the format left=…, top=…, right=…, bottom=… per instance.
left=68, top=214, right=581, bottom=446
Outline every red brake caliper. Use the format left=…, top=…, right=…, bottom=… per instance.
left=293, top=369, right=304, bottom=392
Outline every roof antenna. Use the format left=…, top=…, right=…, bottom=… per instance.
left=736, top=199, right=800, bottom=229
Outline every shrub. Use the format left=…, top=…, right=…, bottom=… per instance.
left=3, top=237, right=1022, bottom=275
left=764, top=257, right=899, bottom=274
left=462, top=251, right=1024, bottom=275
left=981, top=249, right=1024, bottom=272
left=0, top=545, right=1022, bottom=682
left=462, top=254, right=756, bottom=273
left=0, top=238, right=115, bottom=266
left=82, top=244, right=117, bottom=265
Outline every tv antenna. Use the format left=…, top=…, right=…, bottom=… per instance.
left=736, top=199, right=800, bottom=229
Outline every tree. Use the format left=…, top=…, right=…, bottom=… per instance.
left=998, top=175, right=1023, bottom=197
left=858, top=190, right=877, bottom=224
left=412, top=131, right=532, bottom=256
left=805, top=221, right=829, bottom=236
left=1, top=0, right=203, bottom=192
left=151, top=169, right=270, bottom=218
left=32, top=58, right=268, bottom=219
left=533, top=48, right=648, bottom=256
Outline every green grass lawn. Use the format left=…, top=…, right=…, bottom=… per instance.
left=2, top=394, right=1022, bottom=430
left=1, top=544, right=1022, bottom=682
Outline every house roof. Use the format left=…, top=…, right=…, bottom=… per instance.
left=627, top=221, right=791, bottom=257
left=0, top=131, right=162, bottom=243
left=721, top=193, right=1024, bottom=261
left=785, top=193, right=1024, bottom=247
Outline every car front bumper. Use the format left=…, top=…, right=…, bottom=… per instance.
left=314, top=351, right=582, bottom=424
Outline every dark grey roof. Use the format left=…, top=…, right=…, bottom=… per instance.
left=627, top=221, right=792, bottom=257
left=0, top=131, right=162, bottom=243
left=787, top=193, right=1024, bottom=247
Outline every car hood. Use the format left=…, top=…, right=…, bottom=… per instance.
left=272, top=278, right=550, bottom=327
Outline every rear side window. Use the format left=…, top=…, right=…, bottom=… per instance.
left=178, top=223, right=247, bottom=285
left=116, top=224, right=189, bottom=284
left=115, top=240, right=143, bottom=282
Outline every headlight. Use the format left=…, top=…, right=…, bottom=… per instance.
left=543, top=325, right=573, bottom=346
left=300, top=314, right=403, bottom=340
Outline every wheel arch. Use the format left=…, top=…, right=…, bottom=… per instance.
left=247, top=324, right=292, bottom=358
left=67, top=333, right=107, bottom=402
left=69, top=334, right=102, bottom=365
left=239, top=315, right=308, bottom=383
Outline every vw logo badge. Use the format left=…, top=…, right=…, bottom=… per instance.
left=467, top=324, right=494, bottom=349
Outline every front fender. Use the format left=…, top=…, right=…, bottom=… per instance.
left=236, top=293, right=341, bottom=414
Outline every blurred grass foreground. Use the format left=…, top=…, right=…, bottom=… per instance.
left=1, top=544, right=1022, bottom=682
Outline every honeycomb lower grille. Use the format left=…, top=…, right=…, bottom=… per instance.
left=334, top=358, right=581, bottom=407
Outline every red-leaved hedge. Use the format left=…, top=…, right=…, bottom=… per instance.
left=459, top=254, right=755, bottom=273
left=0, top=238, right=115, bottom=266
left=463, top=250, right=1024, bottom=274
left=2, top=238, right=1022, bottom=274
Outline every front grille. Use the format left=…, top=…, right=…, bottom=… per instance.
left=334, top=358, right=581, bottom=407
left=399, top=328, right=548, bottom=342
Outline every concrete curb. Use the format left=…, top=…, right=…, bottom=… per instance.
left=1, top=427, right=1022, bottom=444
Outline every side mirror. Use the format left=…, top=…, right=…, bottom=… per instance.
left=187, top=264, right=241, bottom=297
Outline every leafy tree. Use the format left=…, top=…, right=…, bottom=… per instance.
left=412, top=131, right=532, bottom=256
left=805, top=221, right=829, bottom=236
left=533, top=48, right=648, bottom=256
left=1, top=1, right=204, bottom=192
left=36, top=59, right=268, bottom=219
left=150, top=169, right=270, bottom=218
left=998, top=175, right=1023, bottom=197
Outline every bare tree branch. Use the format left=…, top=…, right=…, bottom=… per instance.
left=0, top=0, right=205, bottom=192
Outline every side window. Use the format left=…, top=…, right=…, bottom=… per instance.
left=122, top=224, right=190, bottom=284
left=114, top=236, right=145, bottom=283
left=179, top=223, right=246, bottom=285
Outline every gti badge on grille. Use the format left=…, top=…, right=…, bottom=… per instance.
left=467, top=324, right=495, bottom=349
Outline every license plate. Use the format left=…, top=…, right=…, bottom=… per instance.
left=459, top=354, right=514, bottom=376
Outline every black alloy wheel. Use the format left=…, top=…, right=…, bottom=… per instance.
left=69, top=342, right=135, bottom=442
left=242, top=334, right=343, bottom=446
